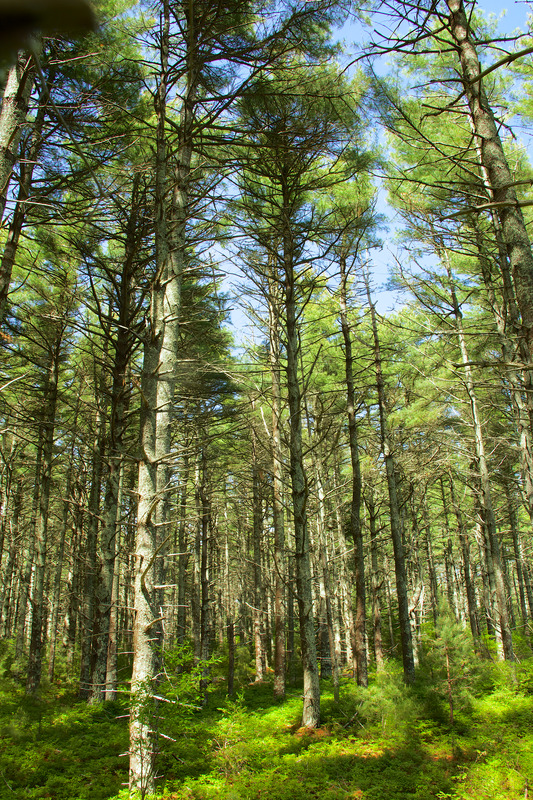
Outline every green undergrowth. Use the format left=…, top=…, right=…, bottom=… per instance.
left=1, top=660, right=533, bottom=800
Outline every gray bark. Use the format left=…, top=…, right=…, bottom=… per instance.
left=284, top=241, right=320, bottom=727
left=446, top=266, right=514, bottom=660
left=339, top=250, right=367, bottom=686
left=267, top=272, right=286, bottom=698
left=0, top=52, right=35, bottom=222
left=367, top=281, right=415, bottom=683
left=446, top=0, right=533, bottom=355
left=26, top=331, right=61, bottom=695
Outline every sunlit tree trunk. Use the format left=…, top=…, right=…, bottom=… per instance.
left=26, top=332, right=62, bottom=695
left=79, top=397, right=106, bottom=699
left=267, top=270, right=286, bottom=698
left=446, top=0, right=533, bottom=356
left=130, top=0, right=190, bottom=787
left=448, top=471, right=479, bottom=640
left=339, top=250, right=367, bottom=686
left=446, top=266, right=514, bottom=660
left=366, top=280, right=415, bottom=684
left=0, top=65, right=49, bottom=322
left=0, top=52, right=35, bottom=222
left=284, top=229, right=320, bottom=726
left=90, top=182, right=142, bottom=704
left=47, top=467, right=72, bottom=683
left=251, top=423, right=265, bottom=682
left=365, top=491, right=384, bottom=671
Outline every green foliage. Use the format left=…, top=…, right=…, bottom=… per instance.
left=159, top=644, right=217, bottom=708
left=0, top=639, right=26, bottom=682
left=0, top=682, right=128, bottom=799
left=2, top=666, right=533, bottom=799
left=322, top=661, right=419, bottom=739
left=213, top=642, right=256, bottom=689
left=417, top=605, right=477, bottom=726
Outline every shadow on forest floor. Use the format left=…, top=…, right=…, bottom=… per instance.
left=1, top=670, right=533, bottom=800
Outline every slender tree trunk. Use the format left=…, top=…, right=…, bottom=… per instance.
left=267, top=271, right=286, bottom=698
left=0, top=52, right=35, bottom=222
left=16, top=429, right=42, bottom=659
left=79, top=400, right=106, bottom=699
left=446, top=266, right=514, bottom=660
left=366, top=280, right=415, bottom=683
left=47, top=468, right=71, bottom=683
left=90, top=184, right=140, bottom=703
left=251, top=425, right=265, bottom=682
left=449, top=472, right=479, bottom=640
left=439, top=478, right=457, bottom=618
left=312, top=442, right=339, bottom=699
left=0, top=68, right=49, bottom=322
left=129, top=0, right=197, bottom=787
left=422, top=503, right=438, bottom=628
left=504, top=479, right=528, bottom=627
left=366, top=492, right=384, bottom=671
left=339, top=250, right=367, bottom=686
left=62, top=498, right=83, bottom=675
left=199, top=447, right=211, bottom=695
left=26, top=339, right=61, bottom=695
left=175, top=451, right=190, bottom=647
left=283, top=232, right=320, bottom=727
left=446, top=0, right=533, bottom=357
left=0, top=478, right=22, bottom=637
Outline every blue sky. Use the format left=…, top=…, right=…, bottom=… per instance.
left=226, top=0, right=533, bottom=341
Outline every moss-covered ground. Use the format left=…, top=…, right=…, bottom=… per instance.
left=1, top=661, right=532, bottom=800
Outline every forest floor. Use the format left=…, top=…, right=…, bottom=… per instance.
left=1, top=657, right=532, bottom=800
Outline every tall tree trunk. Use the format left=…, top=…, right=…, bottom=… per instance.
left=199, top=446, right=211, bottom=695
left=176, top=451, right=190, bottom=647
left=267, top=270, right=286, bottom=698
left=79, top=398, right=106, bottom=699
left=251, top=424, right=265, bottom=682
left=445, top=265, right=514, bottom=660
left=449, top=471, right=479, bottom=640
left=283, top=231, right=320, bottom=727
left=339, top=250, right=367, bottom=686
left=473, top=222, right=533, bottom=532
left=26, top=337, right=61, bottom=695
left=0, top=65, right=50, bottom=322
left=365, top=491, right=384, bottom=671
left=16, top=427, right=42, bottom=659
left=90, top=181, right=141, bottom=703
left=0, top=51, right=35, bottom=222
left=366, top=280, right=415, bottom=683
left=47, top=467, right=71, bottom=683
left=0, top=478, right=22, bottom=637
left=311, top=435, right=339, bottom=700
left=446, top=0, right=533, bottom=358
left=130, top=0, right=191, bottom=786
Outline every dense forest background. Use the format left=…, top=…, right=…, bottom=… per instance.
left=2, top=0, right=533, bottom=797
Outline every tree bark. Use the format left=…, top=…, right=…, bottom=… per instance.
left=0, top=52, right=35, bottom=222
left=26, top=330, right=62, bottom=695
left=446, top=265, right=514, bottom=660
left=251, top=425, right=265, bottom=682
left=284, top=233, right=320, bottom=727
left=130, top=0, right=189, bottom=786
left=366, top=491, right=384, bottom=671
left=446, top=0, right=533, bottom=356
left=267, top=270, right=286, bottom=698
left=366, top=280, right=415, bottom=683
left=339, top=250, right=367, bottom=686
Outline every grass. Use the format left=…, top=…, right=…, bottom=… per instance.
left=1, top=660, right=532, bottom=799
